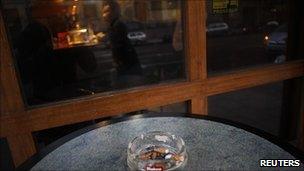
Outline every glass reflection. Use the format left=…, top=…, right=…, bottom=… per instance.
left=1, top=0, right=185, bottom=105
left=206, top=0, right=289, bottom=73
left=99, top=1, right=143, bottom=88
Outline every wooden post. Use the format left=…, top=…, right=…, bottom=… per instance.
left=1, top=11, right=36, bottom=167
left=0, top=10, right=24, bottom=115
left=280, top=78, right=303, bottom=140
left=299, top=78, right=304, bottom=150
left=185, top=1, right=208, bottom=115
left=279, top=0, right=304, bottom=141
left=7, top=133, right=37, bottom=167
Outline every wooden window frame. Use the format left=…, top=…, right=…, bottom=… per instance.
left=0, top=1, right=303, bottom=167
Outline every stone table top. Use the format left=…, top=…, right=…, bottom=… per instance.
left=22, top=115, right=303, bottom=171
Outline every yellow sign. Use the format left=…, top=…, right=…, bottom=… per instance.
left=213, top=0, right=238, bottom=14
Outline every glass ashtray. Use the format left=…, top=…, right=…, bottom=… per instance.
left=127, top=131, right=187, bottom=171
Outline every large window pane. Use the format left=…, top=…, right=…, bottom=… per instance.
left=1, top=0, right=185, bottom=105
left=208, top=82, right=283, bottom=135
left=206, top=0, right=289, bottom=74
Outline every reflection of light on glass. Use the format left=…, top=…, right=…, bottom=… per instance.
left=77, top=29, right=87, bottom=33
left=54, top=0, right=64, bottom=3
left=264, top=36, right=269, bottom=45
left=67, top=29, right=89, bottom=45
left=264, top=36, right=269, bottom=41
left=72, top=5, right=77, bottom=15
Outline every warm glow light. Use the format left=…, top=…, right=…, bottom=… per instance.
left=71, top=5, right=77, bottom=15
left=265, top=36, right=269, bottom=40
left=54, top=0, right=64, bottom=3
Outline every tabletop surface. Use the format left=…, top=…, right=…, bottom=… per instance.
left=25, top=115, right=303, bottom=171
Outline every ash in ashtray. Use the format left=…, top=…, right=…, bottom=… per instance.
left=139, top=146, right=184, bottom=162
left=135, top=145, right=185, bottom=170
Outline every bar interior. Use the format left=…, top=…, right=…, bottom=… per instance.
left=0, top=0, right=303, bottom=170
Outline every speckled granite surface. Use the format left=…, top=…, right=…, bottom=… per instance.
left=31, top=117, right=302, bottom=170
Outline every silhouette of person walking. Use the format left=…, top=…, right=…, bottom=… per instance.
left=99, top=0, right=143, bottom=88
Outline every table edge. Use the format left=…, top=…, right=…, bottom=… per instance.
left=17, top=112, right=304, bottom=170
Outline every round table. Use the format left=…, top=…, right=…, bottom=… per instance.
left=19, top=113, right=304, bottom=170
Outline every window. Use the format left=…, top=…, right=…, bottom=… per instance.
left=206, top=0, right=290, bottom=74
left=209, top=81, right=284, bottom=135
left=1, top=1, right=303, bottom=167
left=1, top=0, right=185, bottom=106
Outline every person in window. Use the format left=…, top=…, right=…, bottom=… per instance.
left=17, top=20, right=56, bottom=103
left=18, top=20, right=97, bottom=103
left=98, top=0, right=143, bottom=88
